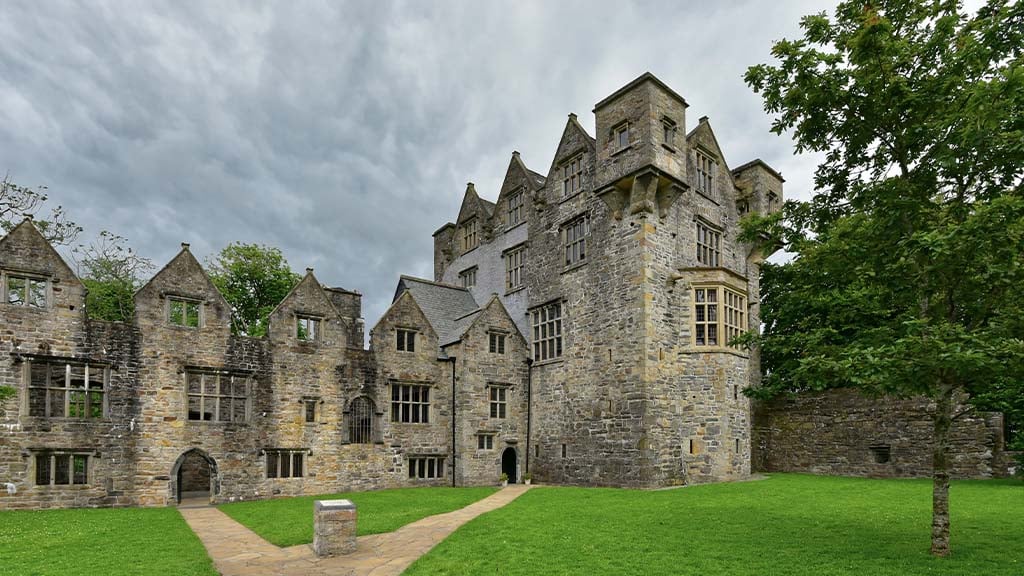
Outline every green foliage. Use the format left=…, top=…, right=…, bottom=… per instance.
left=0, top=385, right=15, bottom=404
left=405, top=475, right=1024, bottom=575
left=218, top=486, right=498, bottom=547
left=205, top=243, right=301, bottom=337
left=1, top=174, right=82, bottom=245
left=0, top=506, right=217, bottom=575
left=73, top=231, right=154, bottom=322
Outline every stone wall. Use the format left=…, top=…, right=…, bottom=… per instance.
left=752, top=389, right=1009, bottom=479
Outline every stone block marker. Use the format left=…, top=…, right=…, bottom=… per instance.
left=313, top=499, right=357, bottom=557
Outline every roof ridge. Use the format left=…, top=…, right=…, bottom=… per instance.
left=399, top=275, right=469, bottom=292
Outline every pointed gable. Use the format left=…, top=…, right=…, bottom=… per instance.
left=542, top=113, right=597, bottom=203
left=493, top=151, right=544, bottom=229
left=0, top=219, right=82, bottom=288
left=390, top=275, right=479, bottom=350
left=687, top=117, right=739, bottom=204
left=267, top=268, right=349, bottom=346
left=134, top=243, right=233, bottom=332
left=444, top=294, right=527, bottom=349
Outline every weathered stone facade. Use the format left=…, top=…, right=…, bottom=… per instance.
left=0, top=73, right=1011, bottom=510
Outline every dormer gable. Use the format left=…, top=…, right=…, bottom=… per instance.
left=455, top=183, right=491, bottom=252
left=0, top=218, right=84, bottom=313
left=494, top=151, right=542, bottom=230
left=543, top=114, right=597, bottom=203
left=267, top=268, right=348, bottom=347
left=686, top=117, right=737, bottom=205
left=370, top=288, right=438, bottom=355
left=134, top=243, right=232, bottom=332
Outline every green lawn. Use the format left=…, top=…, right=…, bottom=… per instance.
left=405, top=474, right=1024, bottom=576
left=0, top=507, right=216, bottom=576
left=218, top=486, right=499, bottom=547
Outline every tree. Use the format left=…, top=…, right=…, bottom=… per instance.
left=743, top=0, right=1024, bottom=556
left=1, top=174, right=82, bottom=245
left=73, top=231, right=155, bottom=322
left=206, top=243, right=301, bottom=337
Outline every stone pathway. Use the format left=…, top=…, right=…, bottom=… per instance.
left=180, top=484, right=532, bottom=576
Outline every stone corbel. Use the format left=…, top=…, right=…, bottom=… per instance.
left=628, top=170, right=659, bottom=216
left=656, top=182, right=684, bottom=220
left=597, top=185, right=630, bottom=220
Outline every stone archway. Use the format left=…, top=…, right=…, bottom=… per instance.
left=501, top=447, right=518, bottom=484
left=170, top=449, right=218, bottom=504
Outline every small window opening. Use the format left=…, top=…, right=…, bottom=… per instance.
left=870, top=445, right=891, bottom=464
left=561, top=444, right=567, bottom=459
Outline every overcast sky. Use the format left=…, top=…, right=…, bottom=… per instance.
left=1, top=0, right=834, bottom=339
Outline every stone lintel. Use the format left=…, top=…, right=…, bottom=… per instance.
left=315, top=498, right=356, bottom=511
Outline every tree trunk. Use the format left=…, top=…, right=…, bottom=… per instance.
left=931, top=385, right=954, bottom=557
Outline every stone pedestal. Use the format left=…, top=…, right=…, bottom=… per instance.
left=313, top=499, right=357, bottom=557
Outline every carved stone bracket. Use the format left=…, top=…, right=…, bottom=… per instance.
left=598, top=168, right=685, bottom=221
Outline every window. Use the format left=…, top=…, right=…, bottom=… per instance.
left=349, top=397, right=375, bottom=444
left=5, top=274, right=47, bottom=308
left=505, top=245, right=525, bottom=291
left=693, top=287, right=747, bottom=348
left=408, top=456, right=445, bottom=479
left=768, top=191, right=780, bottom=212
left=27, top=361, right=107, bottom=419
left=489, top=332, right=506, bottom=354
left=531, top=303, right=563, bottom=361
left=696, top=222, right=721, bottom=267
left=459, top=267, right=477, bottom=289
left=304, top=399, right=318, bottom=423
left=186, top=372, right=250, bottom=423
left=735, top=438, right=741, bottom=453
left=489, top=386, right=507, bottom=418
left=296, top=315, right=320, bottom=341
left=561, top=154, right=583, bottom=197
left=391, top=383, right=430, bottom=424
left=507, top=190, right=524, bottom=227
left=461, top=218, right=479, bottom=252
left=397, top=329, right=416, bottom=352
left=662, top=118, right=677, bottom=147
left=266, top=449, right=305, bottom=478
left=614, top=123, right=630, bottom=150
left=562, top=215, right=589, bottom=267
left=477, top=434, right=494, bottom=450
left=870, top=445, right=892, bottom=464
left=695, top=150, right=716, bottom=196
left=561, top=444, right=567, bottom=458
left=168, top=297, right=201, bottom=328
left=35, top=452, right=89, bottom=486
left=737, top=199, right=750, bottom=215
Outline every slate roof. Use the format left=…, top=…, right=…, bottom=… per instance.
left=478, top=198, right=496, bottom=217
left=394, top=276, right=480, bottom=351
left=526, top=168, right=547, bottom=187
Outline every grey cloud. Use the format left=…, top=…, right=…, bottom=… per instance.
left=0, top=0, right=835, bottom=338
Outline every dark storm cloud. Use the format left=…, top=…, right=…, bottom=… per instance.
left=0, top=0, right=833, bottom=338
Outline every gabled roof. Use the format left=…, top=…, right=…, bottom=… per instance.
left=134, top=243, right=231, bottom=310
left=545, top=113, right=597, bottom=178
left=455, top=182, right=491, bottom=224
left=0, top=218, right=82, bottom=287
left=731, top=158, right=786, bottom=183
left=393, top=275, right=480, bottom=347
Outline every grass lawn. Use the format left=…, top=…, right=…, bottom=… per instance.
left=218, top=486, right=498, bottom=547
left=405, top=474, right=1024, bottom=576
left=0, top=507, right=216, bottom=576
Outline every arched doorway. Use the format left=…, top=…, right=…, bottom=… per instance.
left=501, top=447, right=518, bottom=484
left=171, top=449, right=218, bottom=504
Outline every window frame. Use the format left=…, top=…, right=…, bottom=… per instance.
left=25, top=360, right=109, bottom=420
left=488, top=385, right=508, bottom=419
left=265, top=449, right=306, bottom=479
left=662, top=117, right=677, bottom=148
left=504, top=244, right=525, bottom=292
left=391, top=383, right=431, bottom=424
left=408, top=456, right=446, bottom=480
left=531, top=302, right=563, bottom=362
left=507, top=189, right=525, bottom=228
left=167, top=296, right=202, bottom=328
left=185, top=371, right=252, bottom=423
left=296, top=314, right=322, bottom=342
left=303, top=398, right=319, bottom=424
left=562, top=214, right=589, bottom=268
left=461, top=217, right=479, bottom=253
left=348, top=396, right=376, bottom=444
left=488, top=332, right=507, bottom=355
left=3, top=271, right=48, bottom=309
left=34, top=451, right=90, bottom=486
left=695, top=150, right=716, bottom=198
left=396, top=328, right=417, bottom=352
left=477, top=434, right=495, bottom=450
left=459, top=266, right=477, bottom=289
left=691, top=285, right=747, bottom=350
left=613, top=122, right=630, bottom=151
left=696, top=220, right=722, bottom=267
left=560, top=153, right=584, bottom=198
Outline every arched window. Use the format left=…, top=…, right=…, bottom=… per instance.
left=349, top=397, right=374, bottom=444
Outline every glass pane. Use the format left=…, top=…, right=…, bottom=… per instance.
left=280, top=453, right=290, bottom=477
left=293, top=453, right=303, bottom=477
left=232, top=377, right=247, bottom=397
left=7, top=277, right=25, bottom=305
left=203, top=375, right=217, bottom=394
left=36, top=455, right=51, bottom=485
left=54, top=455, right=70, bottom=485
left=28, top=279, right=46, bottom=308
left=267, top=453, right=278, bottom=478
left=73, top=455, right=88, bottom=484
left=188, top=373, right=201, bottom=394
left=232, top=397, right=247, bottom=422
left=203, top=397, right=216, bottom=421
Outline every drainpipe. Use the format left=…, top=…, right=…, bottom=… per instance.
left=525, top=358, right=534, bottom=474
left=448, top=356, right=457, bottom=488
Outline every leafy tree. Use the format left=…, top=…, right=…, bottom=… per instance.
left=1, top=174, right=82, bottom=245
left=743, top=0, right=1024, bottom=556
left=206, top=243, right=301, bottom=337
left=73, top=231, right=155, bottom=322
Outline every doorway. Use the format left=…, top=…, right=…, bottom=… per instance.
left=501, top=447, right=518, bottom=484
left=172, top=449, right=217, bottom=504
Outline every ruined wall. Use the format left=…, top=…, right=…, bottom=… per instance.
left=752, top=389, right=1008, bottom=479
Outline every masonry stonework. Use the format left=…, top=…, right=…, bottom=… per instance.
left=0, top=73, right=1011, bottom=511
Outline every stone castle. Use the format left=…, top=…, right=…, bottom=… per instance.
left=0, top=73, right=1012, bottom=510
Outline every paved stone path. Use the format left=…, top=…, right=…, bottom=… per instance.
left=180, top=484, right=532, bottom=576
